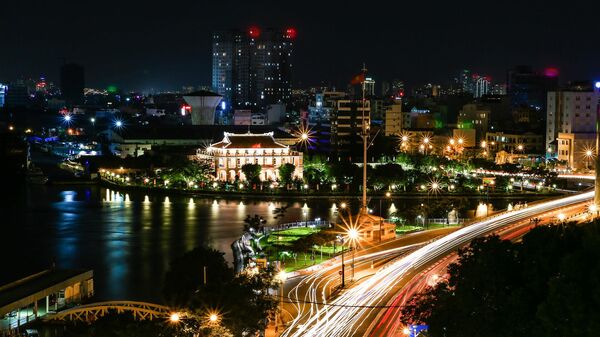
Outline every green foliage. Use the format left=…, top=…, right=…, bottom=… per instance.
left=401, top=221, right=600, bottom=337
left=163, top=246, right=277, bottom=336
left=163, top=246, right=233, bottom=307
left=241, top=163, right=262, bottom=184
left=278, top=163, right=296, bottom=185
left=160, top=159, right=213, bottom=188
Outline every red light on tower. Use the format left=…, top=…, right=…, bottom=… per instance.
left=248, top=26, right=261, bottom=39
left=286, top=28, right=297, bottom=39
left=544, top=67, right=559, bottom=78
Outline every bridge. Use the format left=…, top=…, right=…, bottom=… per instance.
left=45, top=301, right=172, bottom=323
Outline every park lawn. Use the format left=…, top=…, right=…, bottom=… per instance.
left=395, top=225, right=423, bottom=234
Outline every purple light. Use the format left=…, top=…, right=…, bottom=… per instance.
left=544, top=67, right=559, bottom=77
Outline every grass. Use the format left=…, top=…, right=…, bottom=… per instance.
left=395, top=223, right=460, bottom=234
left=259, top=227, right=347, bottom=272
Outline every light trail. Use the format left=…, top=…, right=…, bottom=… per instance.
left=281, top=191, right=594, bottom=337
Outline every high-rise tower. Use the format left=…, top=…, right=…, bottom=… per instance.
left=212, top=27, right=295, bottom=110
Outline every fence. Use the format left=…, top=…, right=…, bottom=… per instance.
left=266, top=220, right=332, bottom=233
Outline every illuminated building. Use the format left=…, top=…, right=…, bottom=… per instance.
left=507, top=65, right=558, bottom=111
left=457, top=103, right=490, bottom=142
left=204, top=132, right=303, bottom=182
left=547, top=81, right=600, bottom=169
left=474, top=75, right=491, bottom=98
left=384, top=100, right=403, bottom=136
left=0, top=83, right=7, bottom=107
left=60, top=63, right=85, bottom=106
left=212, top=27, right=295, bottom=109
left=331, top=99, right=370, bottom=151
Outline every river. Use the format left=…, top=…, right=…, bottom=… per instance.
left=0, top=184, right=543, bottom=303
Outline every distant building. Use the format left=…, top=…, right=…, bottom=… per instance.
left=212, top=27, right=295, bottom=109
left=507, top=66, right=558, bottom=129
left=104, top=125, right=296, bottom=158
left=457, top=103, right=490, bottom=142
left=60, top=63, right=85, bottom=106
left=233, top=110, right=252, bottom=125
left=364, top=77, right=375, bottom=96
left=546, top=81, right=599, bottom=169
left=474, top=75, right=491, bottom=98
left=485, top=131, right=544, bottom=154
left=384, top=100, right=403, bottom=136
left=182, top=90, right=223, bottom=125
left=0, top=83, right=7, bottom=107
left=204, top=132, right=303, bottom=182
left=331, top=99, right=370, bottom=151
left=4, top=82, right=29, bottom=108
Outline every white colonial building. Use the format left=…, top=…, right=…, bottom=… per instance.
left=202, top=132, right=303, bottom=182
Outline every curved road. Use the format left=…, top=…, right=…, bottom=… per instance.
left=280, top=191, right=594, bottom=337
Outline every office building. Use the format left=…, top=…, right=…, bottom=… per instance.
left=212, top=27, right=295, bottom=109
left=0, top=84, right=7, bottom=107
left=457, top=103, right=490, bottom=142
left=331, top=99, right=370, bottom=151
left=507, top=65, right=558, bottom=110
left=474, top=75, right=491, bottom=98
left=384, top=100, right=403, bottom=136
left=4, top=82, right=29, bottom=108
left=546, top=81, right=599, bottom=169
left=60, top=63, right=85, bottom=106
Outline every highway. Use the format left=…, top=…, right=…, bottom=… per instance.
left=280, top=191, right=594, bottom=337
left=366, top=199, right=592, bottom=336
left=279, top=227, right=459, bottom=329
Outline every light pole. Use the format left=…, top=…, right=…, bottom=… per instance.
left=275, top=270, right=287, bottom=329
left=347, top=228, right=359, bottom=282
left=336, top=235, right=345, bottom=288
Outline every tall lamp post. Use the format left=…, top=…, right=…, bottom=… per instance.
left=336, top=235, right=345, bottom=287
left=347, top=229, right=359, bottom=282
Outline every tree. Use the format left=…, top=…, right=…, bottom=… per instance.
left=244, top=214, right=267, bottom=233
left=163, top=246, right=233, bottom=307
left=241, top=163, right=262, bottom=184
left=400, top=222, right=600, bottom=337
left=278, top=163, right=296, bottom=186
left=163, top=246, right=278, bottom=336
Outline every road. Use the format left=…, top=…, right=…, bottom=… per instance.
left=280, top=191, right=594, bottom=337
left=366, top=199, right=591, bottom=336
left=277, top=227, right=459, bottom=331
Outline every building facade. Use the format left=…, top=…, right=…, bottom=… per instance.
left=205, top=132, right=303, bottom=182
left=485, top=131, right=544, bottom=154
left=384, top=100, right=403, bottom=136
left=457, top=103, right=490, bottom=142
left=212, top=27, right=295, bottom=109
left=331, top=99, right=370, bottom=150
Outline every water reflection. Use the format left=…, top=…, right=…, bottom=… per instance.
left=3, top=185, right=544, bottom=303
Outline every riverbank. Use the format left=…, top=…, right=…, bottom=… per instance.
left=100, top=178, right=563, bottom=200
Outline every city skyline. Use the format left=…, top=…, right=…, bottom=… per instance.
left=1, top=0, right=599, bottom=91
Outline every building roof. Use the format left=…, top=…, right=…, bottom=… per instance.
left=182, top=90, right=222, bottom=97
left=0, top=269, right=93, bottom=316
left=111, top=125, right=295, bottom=142
left=210, top=132, right=287, bottom=149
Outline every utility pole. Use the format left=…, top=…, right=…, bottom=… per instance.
left=361, top=64, right=369, bottom=214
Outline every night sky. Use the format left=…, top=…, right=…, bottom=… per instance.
left=1, top=0, right=598, bottom=91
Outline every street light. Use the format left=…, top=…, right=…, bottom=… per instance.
left=336, top=235, right=346, bottom=287
left=275, top=270, right=287, bottom=328
left=347, top=229, right=359, bottom=282
left=169, top=312, right=181, bottom=323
